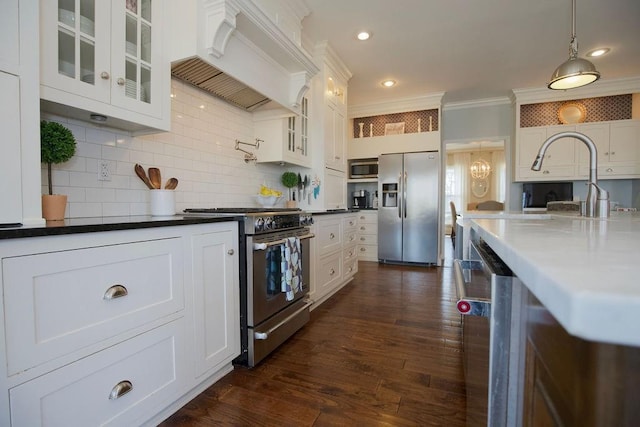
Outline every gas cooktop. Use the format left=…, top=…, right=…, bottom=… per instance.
left=183, top=208, right=312, bottom=234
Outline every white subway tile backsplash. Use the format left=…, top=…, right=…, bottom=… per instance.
left=41, top=79, right=288, bottom=218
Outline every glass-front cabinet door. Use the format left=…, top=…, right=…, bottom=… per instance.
left=41, top=0, right=110, bottom=102
left=111, top=0, right=161, bottom=117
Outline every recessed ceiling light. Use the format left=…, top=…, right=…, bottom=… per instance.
left=586, top=48, right=610, bottom=57
left=357, top=31, right=370, bottom=41
left=381, top=80, right=396, bottom=88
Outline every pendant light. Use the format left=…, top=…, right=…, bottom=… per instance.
left=548, top=0, right=600, bottom=90
left=470, top=143, right=491, bottom=179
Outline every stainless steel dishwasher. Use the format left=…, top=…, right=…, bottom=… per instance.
left=454, top=237, right=523, bottom=427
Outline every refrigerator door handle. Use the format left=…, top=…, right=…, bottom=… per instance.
left=404, top=171, right=408, bottom=218
left=398, top=173, right=403, bottom=218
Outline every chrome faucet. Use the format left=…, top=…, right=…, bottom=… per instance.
left=531, top=131, right=609, bottom=218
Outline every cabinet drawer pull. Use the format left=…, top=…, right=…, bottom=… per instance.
left=117, top=77, right=125, bottom=86
left=349, top=221, right=355, bottom=226
left=103, top=285, right=128, bottom=300
left=611, top=151, right=615, bottom=155
left=349, top=235, right=355, bottom=241
left=329, top=268, right=335, bottom=276
left=329, top=233, right=335, bottom=239
left=606, top=168, right=613, bottom=172
left=543, top=170, right=550, bottom=174
left=360, top=247, right=366, bottom=252
left=360, top=216, right=365, bottom=220
left=227, top=249, right=235, bottom=255
left=360, top=237, right=366, bottom=241
left=360, top=226, right=366, bottom=230
left=100, top=71, right=110, bottom=80
left=109, top=380, right=133, bottom=400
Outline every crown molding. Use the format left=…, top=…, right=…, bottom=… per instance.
left=512, top=76, right=640, bottom=104
left=348, top=93, right=444, bottom=119
left=442, top=96, right=512, bottom=111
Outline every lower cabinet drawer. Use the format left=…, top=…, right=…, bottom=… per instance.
left=9, top=319, right=186, bottom=427
left=343, top=258, right=358, bottom=279
left=316, top=252, right=342, bottom=293
left=358, top=233, right=378, bottom=245
left=343, top=244, right=358, bottom=263
left=3, top=238, right=184, bottom=376
left=358, top=244, right=378, bottom=260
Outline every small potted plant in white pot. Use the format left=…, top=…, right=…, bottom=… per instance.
left=281, top=171, right=299, bottom=208
left=40, top=120, right=76, bottom=220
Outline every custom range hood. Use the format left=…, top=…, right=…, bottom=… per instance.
left=168, top=0, right=319, bottom=113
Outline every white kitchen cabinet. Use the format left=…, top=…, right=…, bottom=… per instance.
left=0, top=71, right=23, bottom=225
left=324, top=100, right=346, bottom=172
left=253, top=96, right=311, bottom=167
left=3, top=237, right=184, bottom=376
left=310, top=212, right=358, bottom=308
left=325, top=168, right=347, bottom=210
left=10, top=319, right=187, bottom=427
left=576, top=120, right=640, bottom=178
left=356, top=211, right=378, bottom=261
left=516, top=125, right=577, bottom=181
left=0, top=0, right=19, bottom=74
left=515, top=120, right=640, bottom=181
left=0, top=222, right=242, bottom=426
left=190, top=223, right=240, bottom=379
left=40, top=0, right=170, bottom=132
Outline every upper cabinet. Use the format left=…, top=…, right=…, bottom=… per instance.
left=513, top=85, right=640, bottom=182
left=253, top=96, right=311, bottom=168
left=40, top=0, right=170, bottom=133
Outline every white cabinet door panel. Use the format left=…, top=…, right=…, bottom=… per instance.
left=3, top=238, right=184, bottom=375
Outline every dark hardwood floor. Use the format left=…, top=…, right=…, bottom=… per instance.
left=161, top=246, right=471, bottom=426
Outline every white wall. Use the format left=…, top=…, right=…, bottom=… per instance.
left=41, top=79, right=302, bottom=217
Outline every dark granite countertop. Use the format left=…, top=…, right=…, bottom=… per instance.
left=0, top=215, right=242, bottom=240
left=310, top=208, right=377, bottom=216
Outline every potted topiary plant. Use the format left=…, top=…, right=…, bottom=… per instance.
left=281, top=171, right=299, bottom=208
left=41, top=120, right=77, bottom=220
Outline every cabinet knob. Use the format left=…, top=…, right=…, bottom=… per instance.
left=103, top=284, right=128, bottom=300
left=329, top=268, right=335, bottom=276
left=611, top=151, right=615, bottom=155
left=227, top=249, right=235, bottom=255
left=543, top=170, right=550, bottom=174
left=360, top=247, right=366, bottom=252
left=329, top=233, right=335, bottom=239
left=100, top=71, right=110, bottom=80
left=116, top=77, right=125, bottom=86
left=109, top=380, right=133, bottom=400
left=335, top=156, right=341, bottom=160
left=360, top=237, right=365, bottom=241
left=604, top=152, right=609, bottom=156
left=360, top=216, right=365, bottom=220
left=360, top=226, right=366, bottom=230
left=606, top=168, right=613, bottom=172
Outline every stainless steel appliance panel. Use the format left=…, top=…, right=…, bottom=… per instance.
left=248, top=230, right=312, bottom=326
left=378, top=151, right=439, bottom=264
left=454, top=240, right=520, bottom=427
left=377, top=153, right=404, bottom=261
left=403, top=151, right=439, bottom=264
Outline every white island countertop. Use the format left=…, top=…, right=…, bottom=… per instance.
left=471, top=212, right=640, bottom=348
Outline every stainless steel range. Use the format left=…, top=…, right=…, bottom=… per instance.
left=183, top=208, right=314, bottom=366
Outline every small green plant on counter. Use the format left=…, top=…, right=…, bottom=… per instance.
left=281, top=171, right=299, bottom=201
left=41, top=120, right=76, bottom=195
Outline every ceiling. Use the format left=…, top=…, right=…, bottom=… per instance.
left=301, top=0, right=640, bottom=107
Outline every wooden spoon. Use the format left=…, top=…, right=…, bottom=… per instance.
left=148, top=167, right=161, bottom=189
left=134, top=163, right=154, bottom=189
left=165, top=177, right=178, bottom=190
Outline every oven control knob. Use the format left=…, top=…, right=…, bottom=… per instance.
left=254, top=217, right=264, bottom=232
left=264, top=217, right=274, bottom=230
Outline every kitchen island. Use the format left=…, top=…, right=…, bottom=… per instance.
left=470, top=212, right=640, bottom=426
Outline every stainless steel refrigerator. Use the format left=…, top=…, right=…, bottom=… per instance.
left=378, top=151, right=439, bottom=264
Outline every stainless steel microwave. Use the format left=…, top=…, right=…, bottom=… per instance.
left=349, top=159, right=378, bottom=179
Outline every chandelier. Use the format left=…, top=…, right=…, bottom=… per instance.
left=470, top=158, right=491, bottom=179
left=470, top=142, right=491, bottom=179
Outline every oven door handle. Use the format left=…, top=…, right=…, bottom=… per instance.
left=254, top=300, right=313, bottom=340
left=253, top=233, right=315, bottom=250
left=453, top=259, right=491, bottom=317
